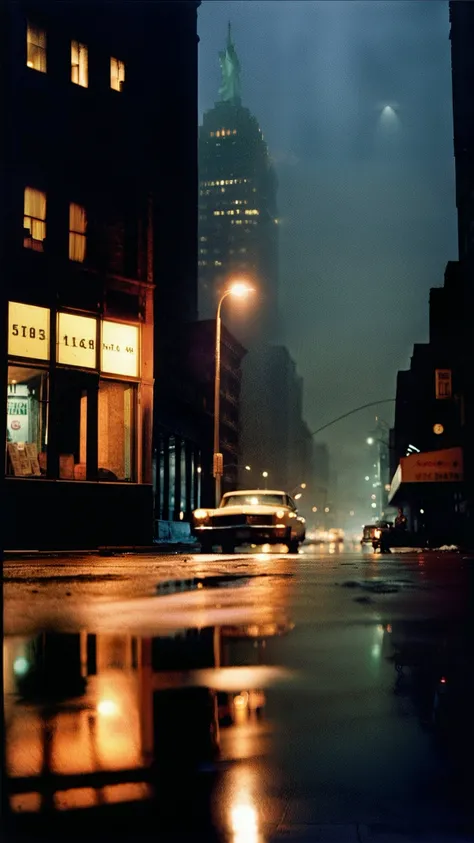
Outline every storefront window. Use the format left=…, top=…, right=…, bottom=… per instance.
left=6, top=366, right=48, bottom=477
left=55, top=372, right=90, bottom=480
left=180, top=442, right=186, bottom=515
left=98, top=381, right=135, bottom=481
left=168, top=437, right=176, bottom=513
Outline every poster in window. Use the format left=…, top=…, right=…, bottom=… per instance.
left=8, top=302, right=50, bottom=360
left=101, top=321, right=140, bottom=378
left=57, top=312, right=97, bottom=368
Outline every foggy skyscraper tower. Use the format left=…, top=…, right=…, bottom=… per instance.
left=198, top=24, right=280, bottom=345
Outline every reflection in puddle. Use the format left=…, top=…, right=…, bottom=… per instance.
left=3, top=621, right=294, bottom=832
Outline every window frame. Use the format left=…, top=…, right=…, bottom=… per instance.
left=69, top=202, right=87, bottom=263
left=71, top=40, right=88, bottom=88
left=23, top=187, right=47, bottom=252
left=26, top=22, right=47, bottom=73
left=110, top=57, right=125, bottom=92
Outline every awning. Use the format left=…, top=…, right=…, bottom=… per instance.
left=388, top=447, right=463, bottom=505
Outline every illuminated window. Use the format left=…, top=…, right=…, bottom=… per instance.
left=71, top=41, right=88, bottom=87
left=26, top=23, right=46, bottom=72
left=110, top=57, right=125, bottom=91
left=24, top=187, right=46, bottom=251
left=69, top=203, right=87, bottom=262
left=6, top=366, right=49, bottom=477
left=98, top=380, right=135, bottom=481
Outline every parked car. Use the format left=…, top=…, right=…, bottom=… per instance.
left=192, top=489, right=306, bottom=554
left=361, top=521, right=393, bottom=546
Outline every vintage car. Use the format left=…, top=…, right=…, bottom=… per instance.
left=192, top=489, right=306, bottom=554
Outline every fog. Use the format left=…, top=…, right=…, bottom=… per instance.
left=198, top=0, right=458, bottom=521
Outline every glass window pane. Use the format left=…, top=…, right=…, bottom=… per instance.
left=6, top=366, right=48, bottom=477
left=71, top=41, right=88, bottom=87
left=168, top=437, right=175, bottom=512
left=55, top=376, right=90, bottom=480
left=27, top=23, right=47, bottom=72
left=98, top=380, right=135, bottom=481
left=180, top=442, right=186, bottom=514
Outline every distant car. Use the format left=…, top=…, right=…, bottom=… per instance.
left=361, top=521, right=393, bottom=545
left=192, top=489, right=306, bottom=554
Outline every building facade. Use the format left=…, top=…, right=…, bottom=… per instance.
left=389, top=263, right=466, bottom=544
left=1, top=0, right=200, bottom=549
left=198, top=25, right=279, bottom=347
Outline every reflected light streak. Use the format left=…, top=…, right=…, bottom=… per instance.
left=231, top=803, right=258, bottom=843
left=229, top=766, right=260, bottom=843
left=97, top=699, right=119, bottom=717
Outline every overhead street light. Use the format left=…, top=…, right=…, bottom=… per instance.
left=213, top=281, right=255, bottom=506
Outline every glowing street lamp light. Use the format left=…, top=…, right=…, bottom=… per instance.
left=213, top=281, right=255, bottom=506
left=312, top=506, right=318, bottom=513
left=367, top=437, right=374, bottom=446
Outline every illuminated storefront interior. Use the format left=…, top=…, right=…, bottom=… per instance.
left=6, top=301, right=141, bottom=483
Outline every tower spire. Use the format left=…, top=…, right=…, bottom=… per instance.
left=218, top=22, right=241, bottom=103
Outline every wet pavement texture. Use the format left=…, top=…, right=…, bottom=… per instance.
left=3, top=544, right=474, bottom=842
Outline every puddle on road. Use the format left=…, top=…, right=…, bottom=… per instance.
left=156, top=571, right=294, bottom=595
left=4, top=600, right=474, bottom=840
left=4, top=619, right=295, bottom=839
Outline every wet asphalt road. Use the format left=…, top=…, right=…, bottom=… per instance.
left=4, top=543, right=474, bottom=842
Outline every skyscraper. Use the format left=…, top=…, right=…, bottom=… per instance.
left=198, top=25, right=279, bottom=346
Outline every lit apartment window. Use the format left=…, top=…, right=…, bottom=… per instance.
left=110, top=57, right=125, bottom=92
left=24, top=187, right=46, bottom=251
left=71, top=41, right=88, bottom=87
left=26, top=23, right=46, bottom=72
left=69, top=203, right=87, bottom=262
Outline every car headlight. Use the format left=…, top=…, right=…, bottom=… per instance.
left=276, top=509, right=285, bottom=519
left=374, top=529, right=381, bottom=539
left=194, top=509, right=209, bottom=520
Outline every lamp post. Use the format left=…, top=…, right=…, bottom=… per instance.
left=214, top=281, right=255, bottom=507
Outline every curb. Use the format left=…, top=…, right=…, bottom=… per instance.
left=3, top=543, right=201, bottom=560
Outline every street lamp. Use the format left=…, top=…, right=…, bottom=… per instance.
left=262, top=470, right=269, bottom=489
left=213, top=281, right=255, bottom=506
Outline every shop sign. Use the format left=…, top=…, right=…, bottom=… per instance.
left=57, top=312, right=97, bottom=368
left=8, top=302, right=50, bottom=361
left=101, top=320, right=139, bottom=378
left=435, top=369, right=452, bottom=400
left=401, top=447, right=463, bottom=483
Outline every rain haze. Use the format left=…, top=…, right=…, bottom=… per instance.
left=198, top=0, right=458, bottom=523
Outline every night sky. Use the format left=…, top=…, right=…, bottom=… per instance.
left=198, top=0, right=458, bottom=525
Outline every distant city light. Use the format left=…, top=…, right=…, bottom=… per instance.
left=367, top=437, right=374, bottom=445
left=371, top=503, right=377, bottom=509
left=371, top=495, right=376, bottom=500
left=324, top=507, right=330, bottom=513
left=349, top=510, right=355, bottom=516
left=365, top=476, right=370, bottom=481
left=262, top=471, right=268, bottom=478
left=420, top=508, right=425, bottom=515
left=312, top=506, right=317, bottom=513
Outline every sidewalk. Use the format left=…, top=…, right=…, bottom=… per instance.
left=3, top=541, right=201, bottom=559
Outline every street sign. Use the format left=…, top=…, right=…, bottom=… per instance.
left=435, top=369, right=452, bottom=400
left=401, top=447, right=463, bottom=483
left=213, top=452, right=224, bottom=477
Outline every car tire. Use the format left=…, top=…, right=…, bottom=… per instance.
left=288, top=540, right=299, bottom=553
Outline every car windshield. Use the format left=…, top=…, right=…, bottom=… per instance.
left=221, top=493, right=286, bottom=508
